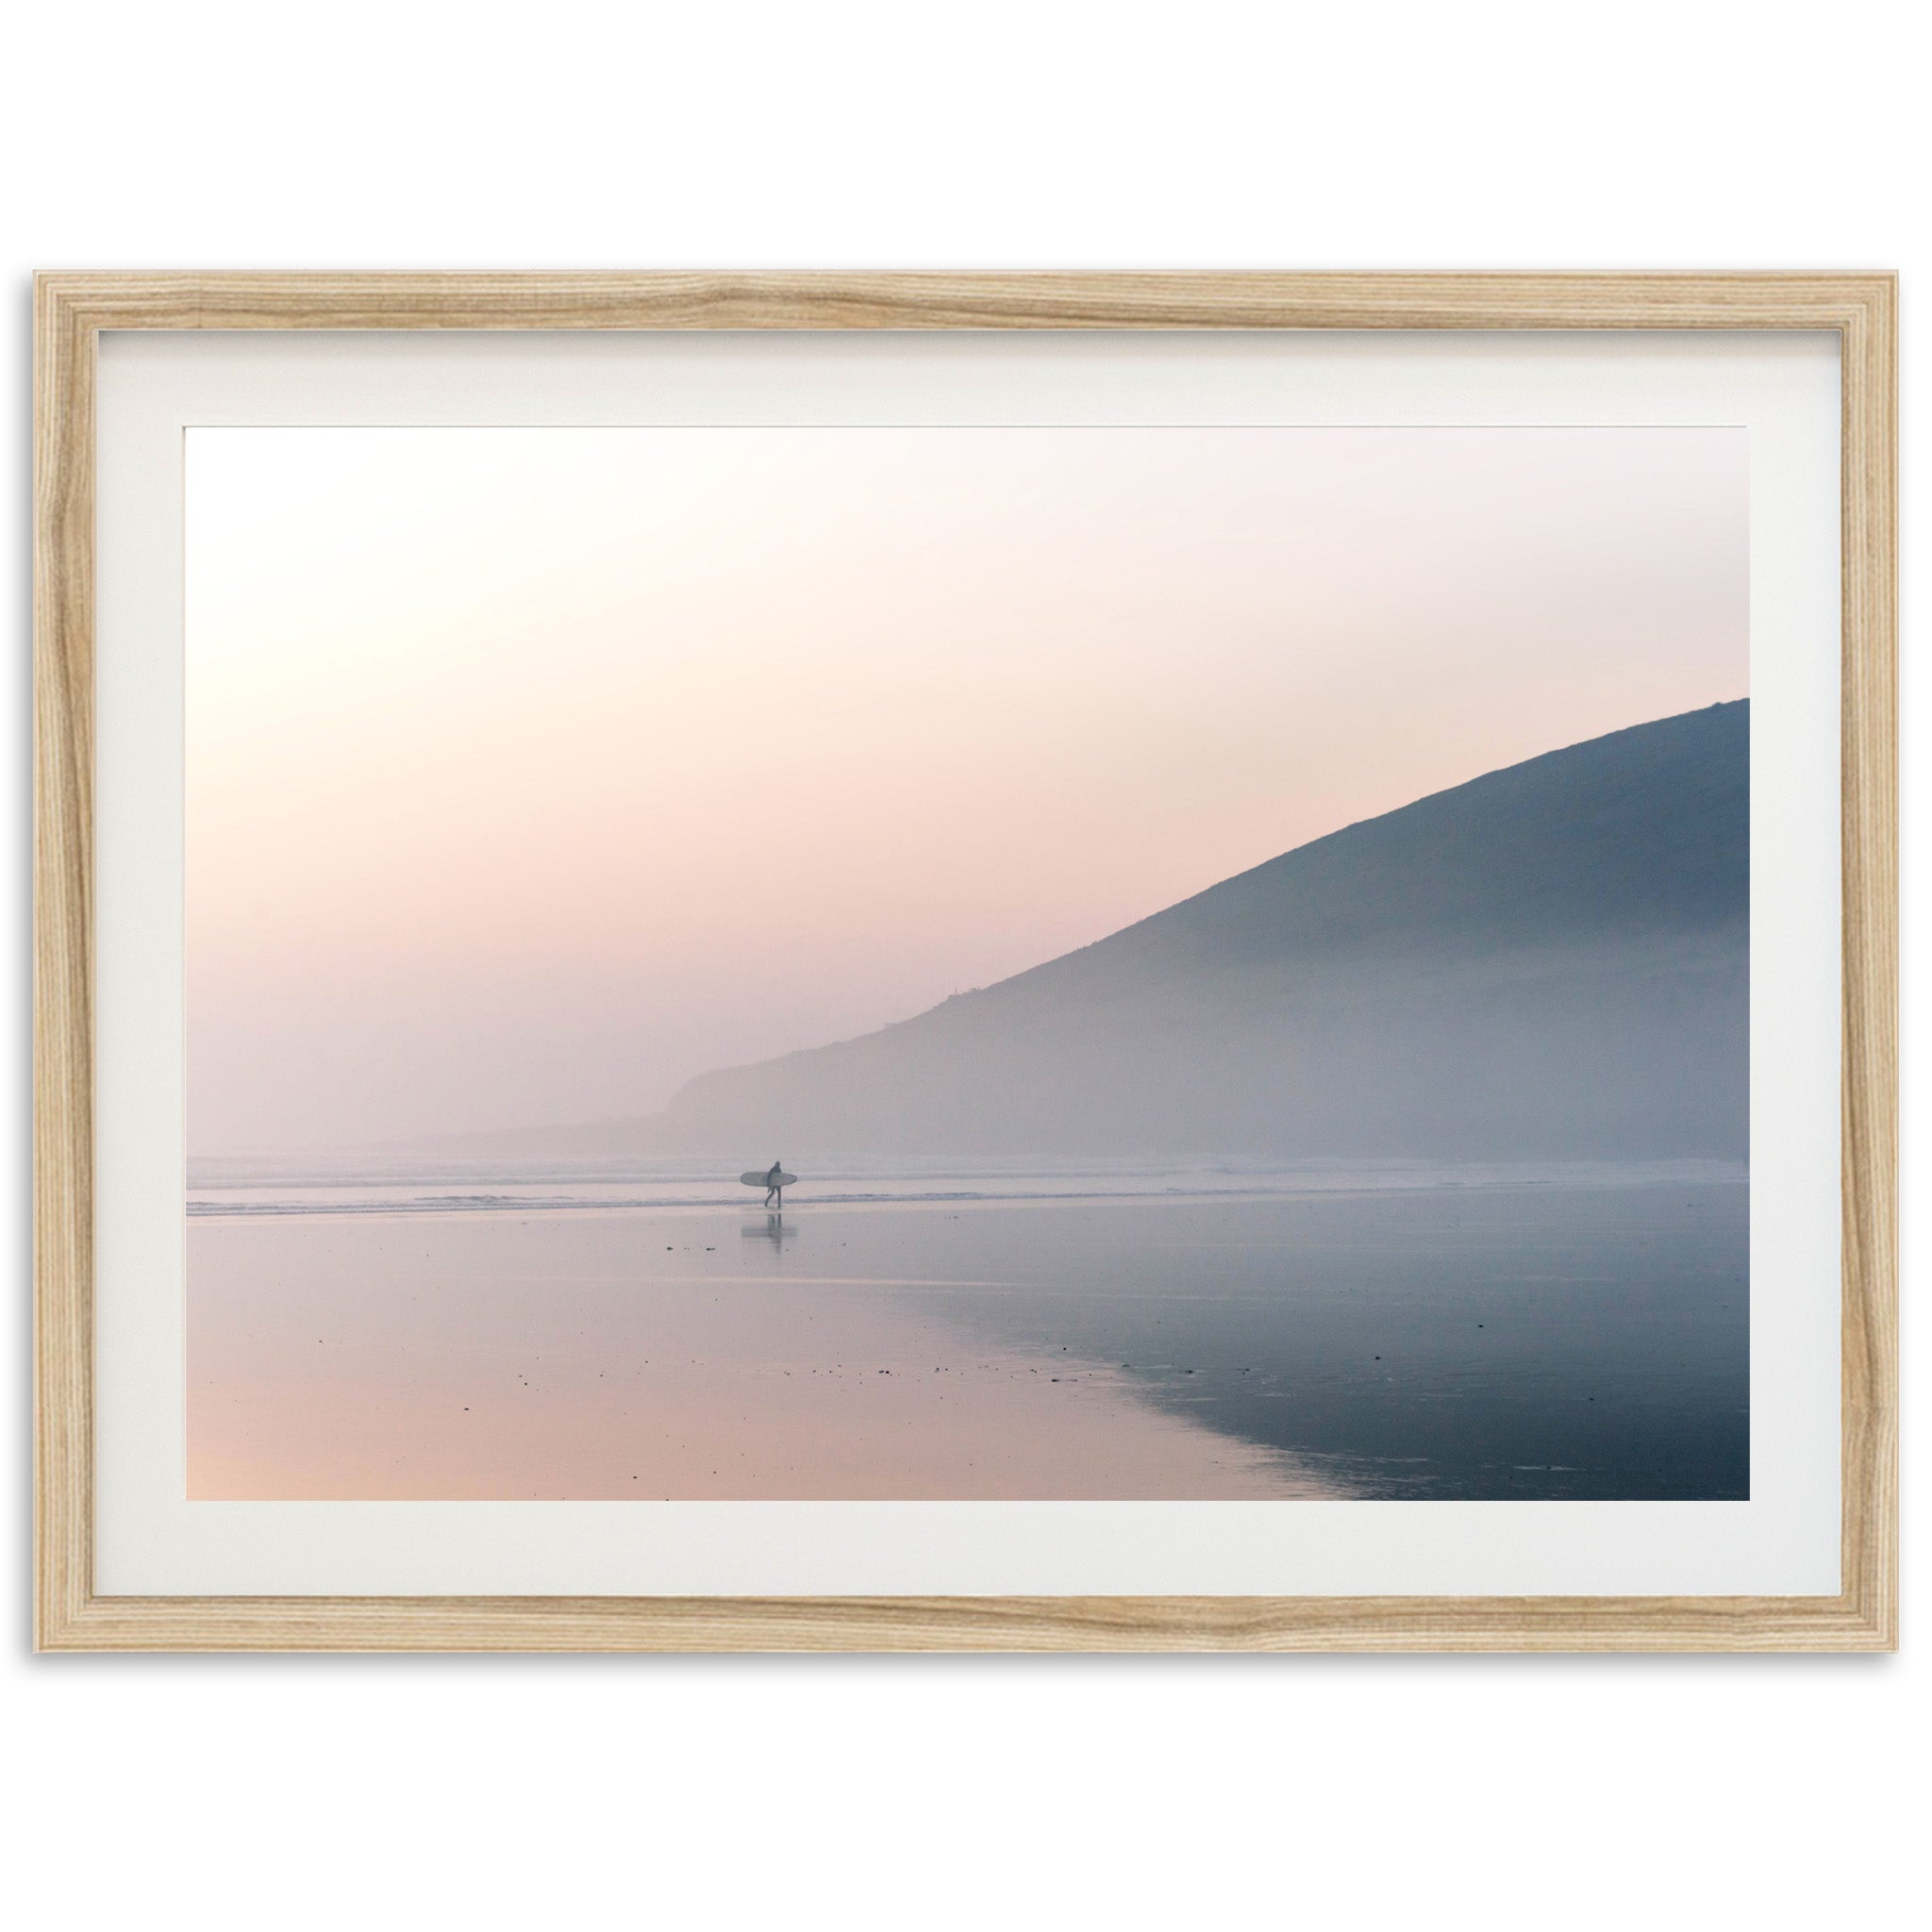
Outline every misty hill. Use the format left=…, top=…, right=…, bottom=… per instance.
left=470, top=701, right=1750, bottom=1162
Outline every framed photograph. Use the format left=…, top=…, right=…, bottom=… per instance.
left=34, top=274, right=1896, bottom=1651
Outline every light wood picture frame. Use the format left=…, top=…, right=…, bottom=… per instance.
left=33, top=272, right=1897, bottom=1652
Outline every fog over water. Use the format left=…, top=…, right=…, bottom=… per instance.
left=188, top=708, right=1753, bottom=1503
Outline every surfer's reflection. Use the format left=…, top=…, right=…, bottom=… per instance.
left=741, top=1213, right=797, bottom=1246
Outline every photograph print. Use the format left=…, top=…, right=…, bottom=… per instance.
left=186, top=425, right=1749, bottom=1502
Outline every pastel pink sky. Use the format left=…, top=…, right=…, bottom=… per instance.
left=187, top=426, right=1747, bottom=1155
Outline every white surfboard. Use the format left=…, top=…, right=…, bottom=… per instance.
left=741, top=1170, right=797, bottom=1189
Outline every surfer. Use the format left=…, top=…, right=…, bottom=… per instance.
left=740, top=1159, right=796, bottom=1207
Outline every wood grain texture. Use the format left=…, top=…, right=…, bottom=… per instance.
left=26, top=1590, right=1903, bottom=1655
left=32, top=273, right=1899, bottom=1653
left=33, top=274, right=95, bottom=1658
left=1836, top=277, right=1901, bottom=1654
left=23, top=270, right=1905, bottom=334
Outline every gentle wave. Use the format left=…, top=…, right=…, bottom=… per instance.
left=187, top=1161, right=1745, bottom=1220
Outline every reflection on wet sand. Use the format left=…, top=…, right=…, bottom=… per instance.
left=741, top=1213, right=797, bottom=1246
left=189, top=1205, right=1345, bottom=1500
left=188, top=1175, right=1747, bottom=1502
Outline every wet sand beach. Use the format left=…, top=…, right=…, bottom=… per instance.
left=188, top=1166, right=1747, bottom=1501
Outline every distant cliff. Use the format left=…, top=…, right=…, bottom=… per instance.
left=458, top=701, right=1750, bottom=1161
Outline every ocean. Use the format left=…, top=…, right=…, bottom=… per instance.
left=187, top=1157, right=1749, bottom=1501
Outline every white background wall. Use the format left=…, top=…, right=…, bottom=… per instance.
left=2, top=4, right=1921, bottom=1925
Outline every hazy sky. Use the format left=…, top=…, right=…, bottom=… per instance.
left=187, top=425, right=1747, bottom=1154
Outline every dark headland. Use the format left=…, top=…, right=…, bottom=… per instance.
left=449, top=700, right=1748, bottom=1162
